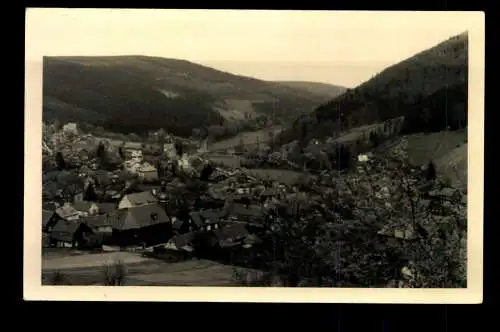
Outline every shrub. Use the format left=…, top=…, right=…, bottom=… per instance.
left=103, top=260, right=127, bottom=286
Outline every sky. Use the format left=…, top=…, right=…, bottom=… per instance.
left=26, top=9, right=473, bottom=88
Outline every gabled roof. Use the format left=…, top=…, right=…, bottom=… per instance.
left=81, top=214, right=110, bottom=228
left=50, top=221, right=81, bottom=242
left=112, top=204, right=169, bottom=230
left=190, top=209, right=225, bottom=227
left=227, top=203, right=265, bottom=218
left=55, top=204, right=79, bottom=219
left=200, top=209, right=225, bottom=222
left=122, top=191, right=158, bottom=207
left=42, top=210, right=55, bottom=227
left=214, top=223, right=250, bottom=247
left=72, top=201, right=94, bottom=212
left=97, top=203, right=116, bottom=215
left=214, top=223, right=250, bottom=242
left=172, top=231, right=196, bottom=249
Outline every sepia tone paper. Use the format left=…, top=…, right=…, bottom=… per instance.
left=25, top=9, right=484, bottom=303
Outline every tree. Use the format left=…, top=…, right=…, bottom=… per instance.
left=55, top=152, right=66, bottom=170
left=199, top=163, right=214, bottom=181
left=334, top=144, right=351, bottom=170
left=83, top=182, right=99, bottom=202
left=369, top=131, right=380, bottom=147
left=425, top=161, right=437, bottom=180
left=118, top=146, right=125, bottom=160
left=174, top=141, right=184, bottom=157
left=96, top=142, right=106, bottom=160
left=235, top=153, right=466, bottom=288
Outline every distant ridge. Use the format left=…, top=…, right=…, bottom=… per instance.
left=273, top=81, right=347, bottom=100
left=43, top=56, right=338, bottom=138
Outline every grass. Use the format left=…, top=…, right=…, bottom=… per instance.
left=209, top=126, right=283, bottom=151
left=406, top=130, right=467, bottom=166
left=42, top=256, right=258, bottom=286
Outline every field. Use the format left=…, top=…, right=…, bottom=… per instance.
left=406, top=130, right=467, bottom=166
left=209, top=126, right=283, bottom=151
left=42, top=250, right=261, bottom=286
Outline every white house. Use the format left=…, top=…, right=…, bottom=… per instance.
left=137, top=162, right=159, bottom=182
left=117, top=191, right=158, bottom=210
left=62, top=122, right=78, bottom=135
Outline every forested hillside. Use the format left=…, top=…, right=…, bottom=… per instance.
left=43, top=56, right=338, bottom=138
left=278, top=32, right=468, bottom=145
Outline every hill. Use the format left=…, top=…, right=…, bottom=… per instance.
left=278, top=32, right=468, bottom=146
left=273, top=81, right=347, bottom=101
left=43, top=56, right=335, bottom=138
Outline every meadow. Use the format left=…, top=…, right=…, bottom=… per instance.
left=42, top=250, right=260, bottom=286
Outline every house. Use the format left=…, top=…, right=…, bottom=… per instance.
left=72, top=201, right=100, bottom=216
left=117, top=191, right=158, bottom=210
left=55, top=203, right=80, bottom=221
left=49, top=220, right=95, bottom=249
left=225, top=203, right=266, bottom=225
left=137, top=162, right=159, bottom=182
left=110, top=204, right=172, bottom=247
left=213, top=223, right=250, bottom=248
left=42, top=210, right=62, bottom=233
left=83, top=214, right=113, bottom=231
left=188, top=209, right=224, bottom=232
left=97, top=202, right=116, bottom=215
left=62, top=122, right=78, bottom=135
left=164, top=231, right=196, bottom=252
left=81, top=214, right=114, bottom=245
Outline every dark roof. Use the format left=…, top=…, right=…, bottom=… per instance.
left=190, top=209, right=224, bottom=226
left=112, top=204, right=169, bottom=230
left=50, top=221, right=81, bottom=242
left=81, top=214, right=110, bottom=228
left=97, top=203, right=116, bottom=215
left=172, top=232, right=196, bottom=248
left=189, top=212, right=203, bottom=227
left=228, top=203, right=265, bottom=218
left=42, top=202, right=57, bottom=211
left=123, top=191, right=158, bottom=206
left=72, top=201, right=94, bottom=211
left=42, top=210, right=54, bottom=227
left=200, top=209, right=225, bottom=222
left=55, top=204, right=79, bottom=219
left=214, top=223, right=250, bottom=247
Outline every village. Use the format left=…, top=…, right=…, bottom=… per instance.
left=42, top=122, right=322, bottom=269
left=41, top=121, right=467, bottom=286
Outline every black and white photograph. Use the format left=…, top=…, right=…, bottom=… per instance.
left=25, top=9, right=484, bottom=302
